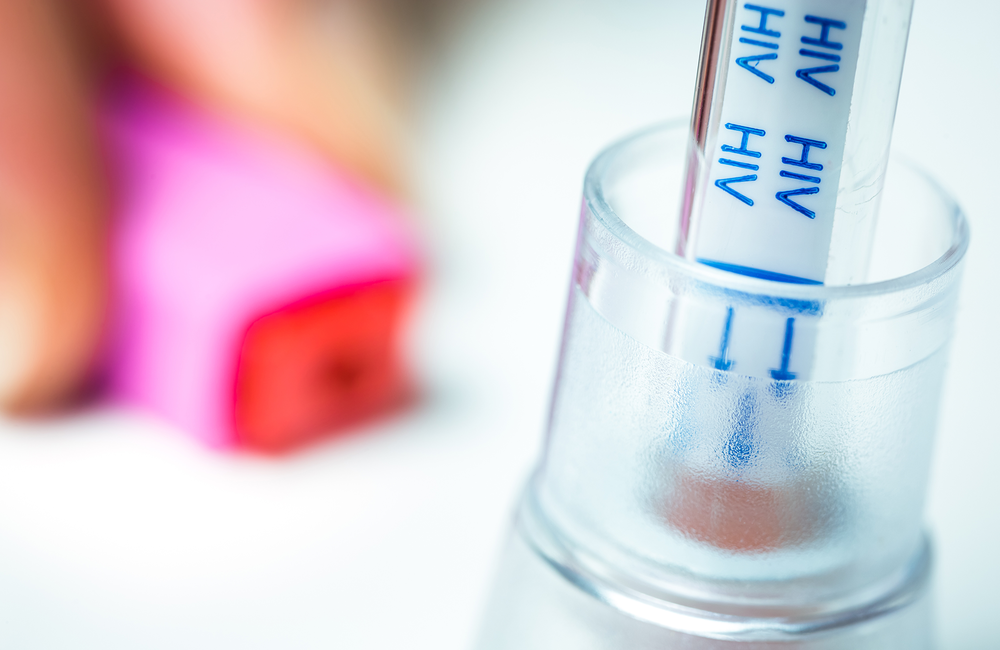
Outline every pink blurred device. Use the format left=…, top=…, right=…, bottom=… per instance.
left=102, top=81, right=420, bottom=452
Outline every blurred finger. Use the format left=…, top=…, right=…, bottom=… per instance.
left=0, top=0, right=108, bottom=412
left=96, top=0, right=408, bottom=195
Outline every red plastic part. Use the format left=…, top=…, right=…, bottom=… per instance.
left=233, top=280, right=412, bottom=453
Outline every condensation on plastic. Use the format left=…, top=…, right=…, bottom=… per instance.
left=476, top=122, right=967, bottom=645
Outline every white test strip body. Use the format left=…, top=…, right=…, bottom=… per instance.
left=670, top=0, right=868, bottom=381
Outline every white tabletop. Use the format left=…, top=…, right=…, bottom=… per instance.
left=0, top=0, right=995, bottom=648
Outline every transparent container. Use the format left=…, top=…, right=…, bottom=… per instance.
left=475, top=122, right=968, bottom=648
left=685, top=0, right=917, bottom=284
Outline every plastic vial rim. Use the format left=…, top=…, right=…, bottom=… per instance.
left=583, top=120, right=970, bottom=299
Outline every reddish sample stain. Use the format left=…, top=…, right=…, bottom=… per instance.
left=662, top=470, right=817, bottom=553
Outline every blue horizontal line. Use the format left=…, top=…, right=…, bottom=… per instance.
left=780, top=170, right=821, bottom=183
left=799, top=48, right=841, bottom=61
left=697, top=259, right=824, bottom=285
left=720, top=157, right=760, bottom=170
left=739, top=37, right=779, bottom=50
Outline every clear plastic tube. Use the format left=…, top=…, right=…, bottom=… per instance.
left=681, top=0, right=915, bottom=285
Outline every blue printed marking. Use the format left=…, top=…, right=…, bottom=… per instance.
left=697, top=259, right=824, bottom=285
left=797, top=65, right=840, bottom=96
left=742, top=4, right=785, bottom=38
left=797, top=15, right=847, bottom=94
left=708, top=284, right=824, bottom=315
left=739, top=37, right=779, bottom=49
left=780, top=170, right=821, bottom=183
left=720, top=157, right=760, bottom=171
left=769, top=318, right=797, bottom=381
left=800, top=48, right=841, bottom=62
left=721, top=123, right=765, bottom=158
left=736, top=54, right=778, bottom=84
left=776, top=187, right=821, bottom=219
left=802, top=15, right=847, bottom=50
left=782, top=135, right=826, bottom=170
left=709, top=307, right=735, bottom=371
left=715, top=176, right=758, bottom=206
left=724, top=393, right=759, bottom=468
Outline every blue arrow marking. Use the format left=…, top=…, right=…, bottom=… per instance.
left=769, top=318, right=797, bottom=381
left=724, top=392, right=759, bottom=468
left=709, top=307, right=735, bottom=371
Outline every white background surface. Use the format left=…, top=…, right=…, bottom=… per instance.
left=0, top=0, right=996, bottom=647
